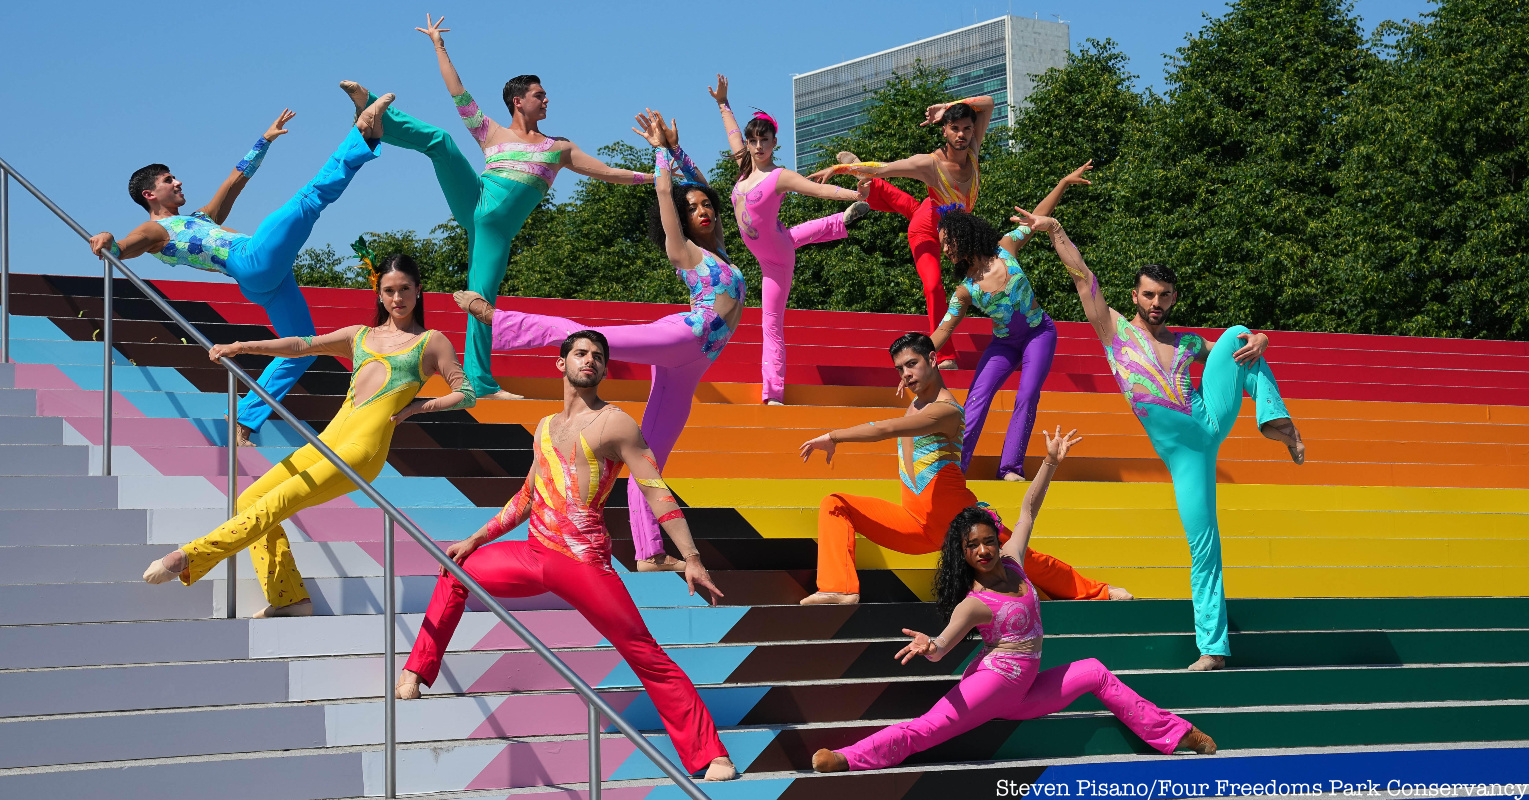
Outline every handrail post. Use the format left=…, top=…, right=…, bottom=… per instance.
left=384, top=516, right=397, bottom=799
left=589, top=702, right=602, bottom=800
left=101, top=258, right=112, bottom=476
left=2, top=168, right=10, bottom=364
left=226, top=372, right=238, bottom=619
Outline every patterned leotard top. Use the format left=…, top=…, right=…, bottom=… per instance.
left=898, top=399, right=964, bottom=494
left=731, top=168, right=784, bottom=242
left=525, top=413, right=623, bottom=570
left=1104, top=316, right=1205, bottom=418
left=928, top=150, right=979, bottom=213
left=967, top=557, right=1044, bottom=678
left=453, top=90, right=561, bottom=193
left=152, top=212, right=247, bottom=276
left=347, top=328, right=434, bottom=408
left=949, top=249, right=1044, bottom=338
left=678, top=250, right=746, bottom=360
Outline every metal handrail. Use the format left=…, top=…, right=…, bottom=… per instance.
left=0, top=156, right=713, bottom=800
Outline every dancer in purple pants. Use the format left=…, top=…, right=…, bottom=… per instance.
left=813, top=428, right=1216, bottom=772
left=454, top=110, right=742, bottom=573
left=928, top=163, right=1092, bottom=480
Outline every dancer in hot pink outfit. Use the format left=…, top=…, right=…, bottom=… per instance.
left=709, top=74, right=871, bottom=404
left=812, top=429, right=1217, bottom=773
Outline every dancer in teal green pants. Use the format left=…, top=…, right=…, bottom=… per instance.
left=1012, top=208, right=1306, bottom=671
left=343, top=14, right=654, bottom=400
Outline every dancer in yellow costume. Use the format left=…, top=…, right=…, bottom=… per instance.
left=140, top=250, right=475, bottom=617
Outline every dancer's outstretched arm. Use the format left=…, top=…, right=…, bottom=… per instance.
left=775, top=169, right=869, bottom=203
left=208, top=325, right=362, bottom=362
left=562, top=140, right=653, bottom=185
left=393, top=333, right=477, bottom=423
left=416, top=15, right=504, bottom=147
left=634, top=111, right=703, bottom=267
left=1000, top=161, right=1093, bottom=257
left=709, top=74, right=746, bottom=161
left=88, top=221, right=168, bottom=260
left=806, top=153, right=934, bottom=184
left=896, top=598, right=988, bottom=664
left=1013, top=208, right=1118, bottom=344
left=446, top=451, right=540, bottom=572
left=1002, top=427, right=1081, bottom=561
left=928, top=286, right=974, bottom=355
left=200, top=109, right=296, bottom=225
left=799, top=402, right=961, bottom=465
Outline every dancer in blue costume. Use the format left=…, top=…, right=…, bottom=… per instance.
left=1012, top=208, right=1306, bottom=671
left=90, top=96, right=396, bottom=444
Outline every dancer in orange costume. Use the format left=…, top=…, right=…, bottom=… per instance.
left=797, top=333, right=1132, bottom=604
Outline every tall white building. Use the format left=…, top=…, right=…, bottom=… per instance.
left=791, top=16, right=1069, bottom=167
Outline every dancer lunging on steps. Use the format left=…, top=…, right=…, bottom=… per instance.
left=455, top=110, right=741, bottom=574
left=709, top=74, right=872, bottom=405
left=797, top=333, right=1131, bottom=606
left=1015, top=207, right=1305, bottom=671
left=811, top=431, right=1215, bottom=773
left=89, top=97, right=394, bottom=445
left=927, top=164, right=1092, bottom=481
left=341, top=14, right=656, bottom=402
left=141, top=253, right=475, bottom=618
left=396, top=329, right=738, bottom=781
left=808, top=95, right=995, bottom=368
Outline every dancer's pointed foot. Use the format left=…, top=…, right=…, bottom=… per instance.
left=937, top=359, right=959, bottom=370
left=812, top=749, right=849, bottom=773
left=1107, top=585, right=1135, bottom=601
left=395, top=669, right=423, bottom=700
left=453, top=290, right=496, bottom=326
left=636, top=554, right=687, bottom=573
left=253, top=598, right=313, bottom=619
left=1001, top=471, right=1027, bottom=482
left=1259, top=418, right=1305, bottom=465
left=1187, top=654, right=1225, bottom=671
left=338, top=80, right=371, bottom=117
left=703, top=756, right=738, bottom=781
left=223, top=415, right=254, bottom=447
left=143, top=549, right=187, bottom=584
left=842, top=200, right=871, bottom=226
left=1176, top=726, right=1217, bottom=754
left=764, top=398, right=785, bottom=406
left=481, top=389, right=525, bottom=401
left=836, top=151, right=860, bottom=165
left=355, top=93, right=395, bottom=140
left=800, top=591, right=859, bottom=605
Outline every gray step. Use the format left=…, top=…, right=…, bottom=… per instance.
left=0, top=544, right=171, bottom=585
left=0, top=509, right=150, bottom=546
left=0, top=363, right=13, bottom=389
left=0, top=618, right=252, bottom=670
left=0, top=580, right=214, bottom=625
left=0, top=388, right=36, bottom=416
left=0, top=752, right=364, bottom=800
left=0, top=475, right=117, bottom=509
left=0, top=444, right=89, bottom=476
left=0, top=415, right=65, bottom=445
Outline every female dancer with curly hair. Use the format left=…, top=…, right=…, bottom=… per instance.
left=813, top=428, right=1216, bottom=772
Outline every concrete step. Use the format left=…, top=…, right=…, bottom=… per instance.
left=0, top=443, right=89, bottom=476
left=0, top=388, right=36, bottom=416
left=0, top=415, right=66, bottom=444
left=0, top=509, right=151, bottom=546
left=0, top=363, right=13, bottom=388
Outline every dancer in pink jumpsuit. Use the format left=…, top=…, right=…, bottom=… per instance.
left=812, top=428, right=1217, bottom=772
left=454, top=110, right=741, bottom=572
left=708, top=74, right=871, bottom=404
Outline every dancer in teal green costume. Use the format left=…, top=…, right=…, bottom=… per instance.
left=343, top=14, right=654, bottom=400
left=1012, top=208, right=1306, bottom=671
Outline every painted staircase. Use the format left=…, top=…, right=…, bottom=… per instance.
left=0, top=272, right=1525, bottom=799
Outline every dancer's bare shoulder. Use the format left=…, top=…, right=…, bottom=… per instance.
left=584, top=404, right=643, bottom=457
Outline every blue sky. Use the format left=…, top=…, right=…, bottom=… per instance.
left=0, top=0, right=1429, bottom=284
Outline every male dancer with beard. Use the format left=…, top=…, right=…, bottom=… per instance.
left=809, top=96, right=994, bottom=368
left=797, top=333, right=1131, bottom=605
left=396, top=329, right=738, bottom=782
left=1012, top=208, right=1305, bottom=671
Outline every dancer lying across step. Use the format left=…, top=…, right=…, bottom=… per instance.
left=341, top=13, right=661, bottom=402
left=455, top=109, right=742, bottom=574
left=808, top=95, right=995, bottom=368
left=797, top=332, right=1132, bottom=605
left=927, top=162, right=1092, bottom=481
left=395, top=329, right=738, bottom=781
left=811, top=431, right=1215, bottom=773
left=141, top=252, right=475, bottom=618
left=1015, top=207, right=1305, bottom=671
left=708, top=74, right=871, bottom=405
left=89, top=96, right=395, bottom=445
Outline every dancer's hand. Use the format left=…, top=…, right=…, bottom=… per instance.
left=1062, top=160, right=1094, bottom=186
left=799, top=432, right=837, bottom=465
left=684, top=558, right=725, bottom=606
left=263, top=109, right=296, bottom=142
left=652, top=111, right=680, bottom=149
left=442, top=536, right=480, bottom=575
left=1232, top=331, right=1270, bottom=365
left=896, top=629, right=939, bottom=664
left=208, top=342, right=243, bottom=362
left=88, top=232, right=115, bottom=257
left=631, top=110, right=666, bottom=148
left=1010, top=207, right=1059, bottom=234
left=855, top=177, right=872, bottom=201
left=806, top=166, right=836, bottom=184
left=391, top=398, right=429, bottom=424
left=921, top=102, right=952, bottom=127
left=708, top=74, right=729, bottom=106
left=1042, top=426, right=1082, bottom=464
left=416, top=13, right=450, bottom=45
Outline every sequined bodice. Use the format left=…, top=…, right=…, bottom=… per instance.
left=482, top=138, right=560, bottom=191
left=678, top=250, right=746, bottom=361
left=1104, top=317, right=1204, bottom=418
left=152, top=212, right=247, bottom=275
left=971, top=558, right=1044, bottom=651
left=527, top=414, right=622, bottom=570
left=348, top=328, right=432, bottom=409
left=962, top=249, right=1043, bottom=338
left=898, top=400, right=964, bottom=494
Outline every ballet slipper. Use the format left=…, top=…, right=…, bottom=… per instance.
left=395, top=670, right=423, bottom=700
left=1176, top=726, right=1217, bottom=754
left=1107, top=585, right=1136, bottom=601
left=1259, top=418, right=1305, bottom=465
left=842, top=200, right=871, bottom=226
left=703, top=756, right=738, bottom=781
left=1001, top=471, right=1027, bottom=482
left=222, top=415, right=254, bottom=447
left=355, top=93, right=395, bottom=141
left=453, top=291, right=496, bottom=327
left=252, top=598, right=314, bottom=619
left=763, top=399, right=785, bottom=406
left=799, top=591, right=859, bottom=606
left=812, top=749, right=849, bottom=773
left=338, top=80, right=371, bottom=118
left=480, top=389, right=526, bottom=401
left=142, top=550, right=186, bottom=585
left=1187, top=654, right=1225, bottom=672
left=636, top=554, right=687, bottom=573
left=937, top=359, right=959, bottom=370
left=836, top=151, right=860, bottom=165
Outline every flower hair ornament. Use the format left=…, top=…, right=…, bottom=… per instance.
left=351, top=235, right=380, bottom=290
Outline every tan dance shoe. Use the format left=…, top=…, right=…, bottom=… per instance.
left=703, top=756, right=738, bottom=781
left=1107, top=585, right=1136, bottom=601
left=1176, top=726, right=1217, bottom=754
left=252, top=599, right=314, bottom=619
left=636, top=554, right=687, bottom=573
left=1187, top=654, right=1226, bottom=672
left=395, top=670, right=423, bottom=700
left=799, top=591, right=859, bottom=606
left=812, top=749, right=849, bottom=772
left=142, top=550, right=186, bottom=585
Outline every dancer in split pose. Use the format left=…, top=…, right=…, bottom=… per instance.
left=809, top=95, right=995, bottom=368
left=454, top=110, right=741, bottom=573
left=928, top=163, right=1094, bottom=481
left=140, top=253, right=475, bottom=617
left=709, top=74, right=871, bottom=404
left=1014, top=208, right=1305, bottom=671
left=811, top=433, right=1216, bottom=773
left=396, top=329, right=738, bottom=781
left=89, top=97, right=395, bottom=444
left=340, top=14, right=657, bottom=402
left=797, top=333, right=1131, bottom=605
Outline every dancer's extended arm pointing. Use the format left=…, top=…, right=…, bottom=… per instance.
left=1012, top=208, right=1117, bottom=344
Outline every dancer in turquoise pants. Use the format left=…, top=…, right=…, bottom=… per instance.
left=343, top=15, right=654, bottom=400
left=1011, top=207, right=1306, bottom=671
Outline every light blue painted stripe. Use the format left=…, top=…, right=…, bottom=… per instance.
left=404, top=508, right=513, bottom=542
left=12, top=339, right=132, bottom=367
left=117, top=391, right=228, bottom=419
left=622, top=573, right=715, bottom=608
left=608, top=729, right=780, bottom=781
left=599, top=646, right=754, bottom=690
left=599, top=606, right=749, bottom=647
left=350, top=477, right=475, bottom=509
left=58, top=364, right=198, bottom=393
left=4, top=316, right=69, bottom=339
left=613, top=686, right=770, bottom=732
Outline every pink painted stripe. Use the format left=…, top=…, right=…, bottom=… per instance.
left=38, top=389, right=146, bottom=418
left=466, top=650, right=624, bottom=694
left=468, top=691, right=639, bottom=739
left=60, top=416, right=210, bottom=446
left=470, top=610, right=603, bottom=651
left=11, top=364, right=79, bottom=390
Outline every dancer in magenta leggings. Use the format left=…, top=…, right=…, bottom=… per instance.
left=454, top=110, right=741, bottom=572
left=812, top=428, right=1216, bottom=772
left=708, top=74, right=872, bottom=404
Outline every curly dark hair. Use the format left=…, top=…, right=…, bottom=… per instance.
left=647, top=182, right=725, bottom=253
left=933, top=506, right=1002, bottom=621
left=937, top=210, right=1001, bottom=278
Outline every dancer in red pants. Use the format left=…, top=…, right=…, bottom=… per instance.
left=396, top=329, right=738, bottom=782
